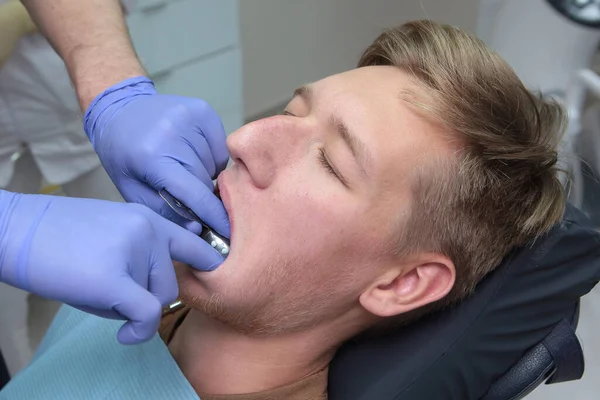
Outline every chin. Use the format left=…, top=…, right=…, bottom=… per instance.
left=175, top=263, right=212, bottom=300
left=174, top=263, right=254, bottom=333
left=175, top=260, right=238, bottom=310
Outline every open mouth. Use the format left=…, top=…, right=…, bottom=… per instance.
left=215, top=173, right=234, bottom=245
left=214, top=181, right=221, bottom=200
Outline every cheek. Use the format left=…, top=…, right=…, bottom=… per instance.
left=238, top=182, right=375, bottom=281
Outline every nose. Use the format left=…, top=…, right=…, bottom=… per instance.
left=226, top=116, right=306, bottom=189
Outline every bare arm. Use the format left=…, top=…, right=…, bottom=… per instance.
left=20, top=0, right=146, bottom=110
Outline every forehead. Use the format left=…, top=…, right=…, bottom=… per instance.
left=311, top=66, right=453, bottom=190
left=315, top=66, right=414, bottom=102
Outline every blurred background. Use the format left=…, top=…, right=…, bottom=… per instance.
left=0, top=1, right=599, bottom=399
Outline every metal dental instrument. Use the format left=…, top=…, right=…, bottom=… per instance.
left=158, top=188, right=230, bottom=257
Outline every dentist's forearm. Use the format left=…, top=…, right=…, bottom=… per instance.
left=20, top=0, right=146, bottom=111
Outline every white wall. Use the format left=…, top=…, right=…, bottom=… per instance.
left=240, top=0, right=479, bottom=119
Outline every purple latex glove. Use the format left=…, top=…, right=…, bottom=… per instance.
left=0, top=190, right=224, bottom=344
left=83, top=76, right=230, bottom=239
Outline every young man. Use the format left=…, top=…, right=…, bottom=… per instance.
left=0, top=20, right=566, bottom=400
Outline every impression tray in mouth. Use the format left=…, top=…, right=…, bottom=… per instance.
left=158, top=187, right=230, bottom=257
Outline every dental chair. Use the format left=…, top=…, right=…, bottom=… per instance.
left=329, top=204, right=600, bottom=400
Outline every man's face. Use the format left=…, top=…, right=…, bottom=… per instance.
left=178, top=66, right=452, bottom=335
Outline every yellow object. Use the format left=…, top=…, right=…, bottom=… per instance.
left=0, top=0, right=37, bottom=67
left=39, top=184, right=64, bottom=195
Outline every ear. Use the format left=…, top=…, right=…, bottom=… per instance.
left=359, top=254, right=455, bottom=317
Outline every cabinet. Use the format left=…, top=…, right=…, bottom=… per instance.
left=126, top=0, right=243, bottom=135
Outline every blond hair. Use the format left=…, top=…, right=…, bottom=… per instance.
left=359, top=20, right=566, bottom=325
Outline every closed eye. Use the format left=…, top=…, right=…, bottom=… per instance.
left=282, top=109, right=349, bottom=187
left=319, top=148, right=349, bottom=187
left=318, top=148, right=335, bottom=176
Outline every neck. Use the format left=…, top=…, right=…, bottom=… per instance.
left=168, top=309, right=339, bottom=395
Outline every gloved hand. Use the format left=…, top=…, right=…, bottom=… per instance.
left=0, top=190, right=224, bottom=344
left=83, top=77, right=231, bottom=243
left=0, top=0, right=36, bottom=67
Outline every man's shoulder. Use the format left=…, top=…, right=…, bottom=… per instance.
left=0, top=306, right=199, bottom=400
left=34, top=305, right=116, bottom=357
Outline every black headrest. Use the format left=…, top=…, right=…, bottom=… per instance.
left=329, top=204, right=600, bottom=400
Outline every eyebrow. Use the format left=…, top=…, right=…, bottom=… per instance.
left=293, top=85, right=313, bottom=102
